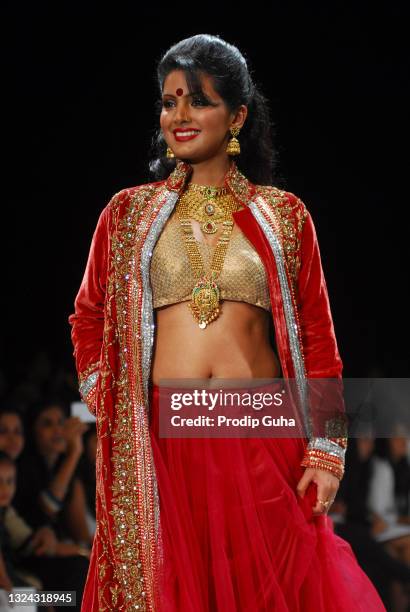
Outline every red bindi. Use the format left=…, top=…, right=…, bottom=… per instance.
left=176, top=88, right=183, bottom=96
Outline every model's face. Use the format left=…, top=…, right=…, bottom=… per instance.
left=0, top=463, right=16, bottom=508
left=160, top=70, right=246, bottom=163
left=0, top=413, right=25, bottom=460
left=34, top=406, right=66, bottom=456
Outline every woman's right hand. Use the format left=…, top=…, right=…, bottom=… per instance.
left=62, top=417, right=89, bottom=455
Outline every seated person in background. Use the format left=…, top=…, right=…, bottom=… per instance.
left=368, top=434, right=410, bottom=563
left=13, top=398, right=93, bottom=549
left=0, top=450, right=35, bottom=591
left=332, top=436, right=410, bottom=611
left=0, top=405, right=59, bottom=559
left=0, top=404, right=25, bottom=462
left=375, top=429, right=410, bottom=525
left=0, top=404, right=90, bottom=612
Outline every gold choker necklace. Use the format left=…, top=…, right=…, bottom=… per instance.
left=176, top=185, right=240, bottom=328
left=180, top=183, right=238, bottom=235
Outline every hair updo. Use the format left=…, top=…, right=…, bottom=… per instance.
left=149, top=34, right=277, bottom=186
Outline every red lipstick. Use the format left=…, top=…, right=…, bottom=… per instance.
left=173, top=129, right=201, bottom=142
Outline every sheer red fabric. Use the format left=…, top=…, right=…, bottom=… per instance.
left=149, top=383, right=385, bottom=612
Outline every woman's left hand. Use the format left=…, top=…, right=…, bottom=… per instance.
left=296, top=467, right=340, bottom=515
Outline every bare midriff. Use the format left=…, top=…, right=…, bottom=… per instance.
left=151, top=300, right=281, bottom=384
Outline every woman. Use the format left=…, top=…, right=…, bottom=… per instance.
left=368, top=435, right=410, bottom=554
left=0, top=406, right=90, bottom=611
left=0, top=406, right=25, bottom=463
left=333, top=436, right=410, bottom=609
left=69, top=35, right=385, bottom=611
left=376, top=430, right=410, bottom=522
left=13, top=400, right=92, bottom=549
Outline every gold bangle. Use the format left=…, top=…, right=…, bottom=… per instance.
left=301, top=457, right=344, bottom=480
left=305, top=450, right=344, bottom=465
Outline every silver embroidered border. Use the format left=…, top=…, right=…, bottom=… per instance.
left=140, top=190, right=179, bottom=407
left=248, top=197, right=312, bottom=439
left=140, top=189, right=179, bottom=548
left=79, top=370, right=98, bottom=400
left=307, top=437, right=346, bottom=460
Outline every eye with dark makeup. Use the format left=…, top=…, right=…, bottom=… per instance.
left=161, top=92, right=216, bottom=109
left=190, top=93, right=208, bottom=105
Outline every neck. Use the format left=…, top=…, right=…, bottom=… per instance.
left=188, top=153, right=232, bottom=187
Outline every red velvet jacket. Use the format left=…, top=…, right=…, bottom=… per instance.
left=68, top=160, right=347, bottom=611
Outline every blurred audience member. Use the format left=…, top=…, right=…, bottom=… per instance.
left=0, top=403, right=90, bottom=610
left=368, top=431, right=410, bottom=611
left=0, top=405, right=25, bottom=462
left=13, top=399, right=93, bottom=549
left=376, top=429, right=410, bottom=523
left=367, top=437, right=410, bottom=550
left=332, top=437, right=410, bottom=610
left=0, top=451, right=36, bottom=591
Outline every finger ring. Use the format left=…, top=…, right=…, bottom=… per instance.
left=318, top=498, right=332, bottom=508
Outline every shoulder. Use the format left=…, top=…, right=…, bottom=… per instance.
left=254, top=184, right=309, bottom=228
left=108, top=180, right=166, bottom=211
left=252, top=185, right=312, bottom=286
left=101, top=179, right=167, bottom=228
left=111, top=181, right=166, bottom=206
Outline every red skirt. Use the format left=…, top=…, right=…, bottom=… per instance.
left=149, top=382, right=385, bottom=611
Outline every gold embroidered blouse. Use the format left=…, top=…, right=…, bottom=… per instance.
left=150, top=212, right=271, bottom=312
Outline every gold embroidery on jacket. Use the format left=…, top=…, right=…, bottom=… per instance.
left=95, top=190, right=130, bottom=610
left=91, top=186, right=157, bottom=611
left=251, top=188, right=307, bottom=370
left=255, top=186, right=308, bottom=291
left=109, top=183, right=160, bottom=610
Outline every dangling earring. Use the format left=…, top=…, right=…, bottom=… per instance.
left=166, top=146, right=175, bottom=159
left=226, top=127, right=241, bottom=156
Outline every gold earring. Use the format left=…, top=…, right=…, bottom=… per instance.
left=226, top=127, right=241, bottom=156
left=166, top=146, right=175, bottom=159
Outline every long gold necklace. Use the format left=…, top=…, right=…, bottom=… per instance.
left=176, top=184, right=239, bottom=328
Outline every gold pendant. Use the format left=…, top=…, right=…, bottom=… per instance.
left=189, top=275, right=220, bottom=328
left=201, top=220, right=218, bottom=234
left=201, top=200, right=217, bottom=233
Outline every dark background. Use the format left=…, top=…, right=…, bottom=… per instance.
left=2, top=3, right=409, bottom=398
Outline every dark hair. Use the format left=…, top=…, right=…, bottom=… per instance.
left=28, top=397, right=66, bottom=424
left=149, top=34, right=277, bottom=186
left=0, top=450, right=16, bottom=469
left=0, top=401, right=25, bottom=424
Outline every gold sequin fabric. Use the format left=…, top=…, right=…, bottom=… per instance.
left=150, top=212, right=271, bottom=312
